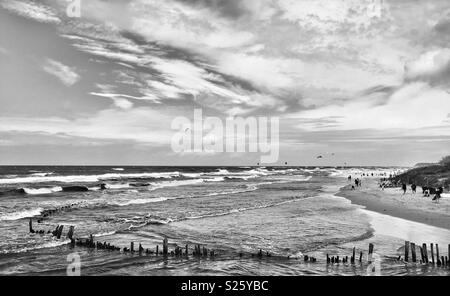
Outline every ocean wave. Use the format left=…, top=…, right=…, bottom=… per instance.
left=29, top=172, right=54, bottom=177
left=0, top=239, right=71, bottom=254
left=149, top=178, right=209, bottom=191
left=111, top=197, right=168, bottom=206
left=0, top=171, right=181, bottom=185
left=22, top=186, right=62, bottom=195
left=0, top=207, right=44, bottom=221
left=93, top=231, right=117, bottom=237
left=112, top=168, right=124, bottom=171
left=105, top=183, right=131, bottom=189
left=123, top=195, right=314, bottom=231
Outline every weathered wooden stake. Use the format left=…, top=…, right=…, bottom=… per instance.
left=162, top=238, right=168, bottom=255
left=436, top=244, right=440, bottom=265
left=368, top=243, right=374, bottom=263
left=422, top=243, right=428, bottom=263
left=66, top=226, right=75, bottom=240
left=351, top=247, right=355, bottom=264
left=156, top=245, right=159, bottom=255
left=404, top=241, right=409, bottom=262
left=185, top=244, right=188, bottom=256
left=430, top=243, right=435, bottom=265
left=420, top=245, right=425, bottom=262
left=130, top=242, right=134, bottom=252
left=56, top=225, right=64, bottom=239
left=29, top=219, right=34, bottom=233
left=359, top=251, right=363, bottom=262
left=411, top=242, right=416, bottom=262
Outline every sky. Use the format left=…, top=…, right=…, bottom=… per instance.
left=0, top=0, right=450, bottom=166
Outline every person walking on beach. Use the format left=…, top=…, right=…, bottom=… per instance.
left=411, top=184, right=416, bottom=194
left=402, top=183, right=407, bottom=195
left=355, top=179, right=359, bottom=187
left=432, top=188, right=441, bottom=203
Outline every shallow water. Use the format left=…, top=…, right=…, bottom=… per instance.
left=0, top=166, right=448, bottom=275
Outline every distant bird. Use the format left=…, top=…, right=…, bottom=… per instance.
left=285, top=162, right=288, bottom=165
left=316, top=155, right=323, bottom=159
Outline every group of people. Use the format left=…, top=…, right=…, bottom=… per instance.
left=399, top=183, right=444, bottom=203
left=348, top=175, right=362, bottom=190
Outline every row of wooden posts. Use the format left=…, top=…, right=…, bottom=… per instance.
left=327, top=244, right=372, bottom=264
left=403, top=241, right=450, bottom=267
left=73, top=234, right=217, bottom=257
left=28, top=220, right=449, bottom=267
left=29, top=218, right=74, bottom=240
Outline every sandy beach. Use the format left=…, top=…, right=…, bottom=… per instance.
left=337, top=178, right=450, bottom=230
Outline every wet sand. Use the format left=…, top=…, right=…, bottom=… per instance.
left=337, top=179, right=450, bottom=230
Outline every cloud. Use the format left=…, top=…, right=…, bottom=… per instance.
left=0, top=107, right=178, bottom=146
left=292, top=82, right=450, bottom=132
left=42, top=58, right=80, bottom=86
left=1, top=0, right=60, bottom=23
left=404, top=48, right=450, bottom=86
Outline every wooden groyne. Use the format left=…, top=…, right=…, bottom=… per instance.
left=402, top=240, right=449, bottom=267
left=27, top=219, right=450, bottom=268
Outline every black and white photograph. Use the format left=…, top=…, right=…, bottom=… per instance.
left=0, top=0, right=449, bottom=283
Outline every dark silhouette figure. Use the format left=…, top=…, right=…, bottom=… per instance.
left=402, top=183, right=407, bottom=195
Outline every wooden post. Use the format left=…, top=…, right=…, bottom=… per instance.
left=162, top=238, right=168, bottom=255
left=436, top=244, right=440, bottom=265
left=351, top=247, right=355, bottom=264
left=66, top=226, right=75, bottom=239
left=411, top=243, right=416, bottom=262
left=29, top=218, right=34, bottom=233
left=56, top=225, right=64, bottom=239
left=420, top=245, right=425, bottom=262
left=430, top=243, right=435, bottom=265
left=422, top=243, right=428, bottom=263
left=185, top=244, right=188, bottom=256
left=130, top=242, right=134, bottom=252
left=368, top=243, right=374, bottom=263
left=441, top=256, right=445, bottom=267
left=359, top=251, right=363, bottom=262
left=156, top=245, right=159, bottom=255
left=404, top=241, right=409, bottom=262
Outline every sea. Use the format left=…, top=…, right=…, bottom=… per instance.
left=0, top=166, right=449, bottom=276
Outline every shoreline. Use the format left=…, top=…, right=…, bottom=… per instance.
left=336, top=178, right=450, bottom=230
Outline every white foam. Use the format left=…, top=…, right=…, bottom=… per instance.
left=111, top=197, right=168, bottom=206
left=0, top=208, right=44, bottom=221
left=105, top=183, right=130, bottom=189
left=93, top=231, right=116, bottom=237
left=0, top=171, right=181, bottom=184
left=149, top=178, right=207, bottom=191
left=23, top=186, right=62, bottom=195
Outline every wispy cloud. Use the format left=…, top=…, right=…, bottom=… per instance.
left=1, top=0, right=60, bottom=23
left=42, top=58, right=80, bottom=86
